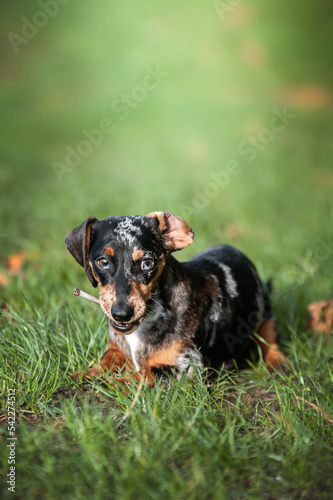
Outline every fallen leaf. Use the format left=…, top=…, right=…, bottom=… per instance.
left=0, top=272, right=9, bottom=287
left=306, top=299, right=333, bottom=334
left=1, top=302, right=16, bottom=323
left=280, top=85, right=330, bottom=109
left=6, top=251, right=26, bottom=275
left=239, top=40, right=267, bottom=67
left=224, top=223, right=243, bottom=241
left=227, top=5, right=255, bottom=28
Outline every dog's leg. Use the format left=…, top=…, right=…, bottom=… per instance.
left=103, top=364, right=181, bottom=394
left=257, top=318, right=289, bottom=372
left=71, top=341, right=133, bottom=381
left=72, top=365, right=158, bottom=395
left=107, top=367, right=157, bottom=391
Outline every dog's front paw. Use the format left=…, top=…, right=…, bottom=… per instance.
left=71, top=364, right=105, bottom=381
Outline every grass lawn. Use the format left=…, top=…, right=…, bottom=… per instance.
left=1, top=1, right=333, bottom=498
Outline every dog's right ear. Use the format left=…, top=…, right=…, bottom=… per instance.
left=65, top=217, right=99, bottom=287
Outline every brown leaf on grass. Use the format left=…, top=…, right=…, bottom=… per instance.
left=1, top=302, right=16, bottom=323
left=306, top=299, right=333, bottom=334
left=224, top=223, right=243, bottom=241
left=280, top=85, right=330, bottom=109
left=0, top=272, right=9, bottom=287
left=6, top=251, right=26, bottom=275
left=239, top=40, right=267, bottom=67
left=227, top=5, right=255, bottom=28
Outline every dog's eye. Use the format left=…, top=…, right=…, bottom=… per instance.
left=141, top=258, right=154, bottom=271
left=98, top=258, right=109, bottom=269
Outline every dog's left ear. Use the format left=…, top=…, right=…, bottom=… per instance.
left=65, top=216, right=99, bottom=287
left=147, top=211, right=195, bottom=252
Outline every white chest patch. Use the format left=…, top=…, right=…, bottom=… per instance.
left=125, top=331, right=142, bottom=371
left=125, top=302, right=165, bottom=370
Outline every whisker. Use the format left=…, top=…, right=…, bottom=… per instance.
left=151, top=297, right=162, bottom=307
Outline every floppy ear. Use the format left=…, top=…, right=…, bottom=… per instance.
left=147, top=211, right=195, bottom=253
left=65, top=216, right=99, bottom=287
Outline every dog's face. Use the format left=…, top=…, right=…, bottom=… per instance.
left=65, top=212, right=194, bottom=335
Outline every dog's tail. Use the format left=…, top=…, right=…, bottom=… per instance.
left=264, top=279, right=273, bottom=295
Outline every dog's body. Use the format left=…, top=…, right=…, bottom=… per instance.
left=65, top=212, right=287, bottom=387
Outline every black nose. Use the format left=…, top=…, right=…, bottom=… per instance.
left=111, top=304, right=134, bottom=323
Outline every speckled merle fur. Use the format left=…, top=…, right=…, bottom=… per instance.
left=65, top=212, right=274, bottom=381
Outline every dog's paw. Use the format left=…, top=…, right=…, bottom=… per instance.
left=70, top=365, right=103, bottom=381
left=264, top=344, right=290, bottom=374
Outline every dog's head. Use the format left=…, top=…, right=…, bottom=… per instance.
left=65, top=212, right=194, bottom=335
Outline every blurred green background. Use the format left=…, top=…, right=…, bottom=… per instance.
left=0, top=0, right=332, bottom=305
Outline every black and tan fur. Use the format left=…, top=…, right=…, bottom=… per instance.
left=65, top=212, right=287, bottom=388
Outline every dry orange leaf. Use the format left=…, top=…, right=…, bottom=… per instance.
left=6, top=251, right=26, bottom=275
left=224, top=223, right=243, bottom=241
left=239, top=40, right=267, bottom=67
left=306, top=299, right=333, bottom=334
left=227, top=5, right=255, bottom=28
left=280, top=85, right=330, bottom=109
left=0, top=272, right=9, bottom=287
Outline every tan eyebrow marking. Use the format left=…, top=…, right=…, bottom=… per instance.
left=132, top=248, right=144, bottom=261
left=104, top=247, right=115, bottom=257
left=88, top=261, right=101, bottom=284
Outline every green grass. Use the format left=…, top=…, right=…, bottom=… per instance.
left=1, top=0, right=333, bottom=498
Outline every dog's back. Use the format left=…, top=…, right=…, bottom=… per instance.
left=183, top=244, right=270, bottom=367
